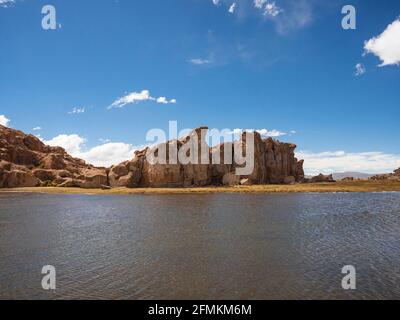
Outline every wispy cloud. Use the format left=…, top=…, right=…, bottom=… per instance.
left=211, top=0, right=313, bottom=34
left=157, top=97, right=177, bottom=104
left=254, top=0, right=283, bottom=17
left=68, top=107, right=85, bottom=114
left=32, top=126, right=42, bottom=131
left=297, top=150, right=400, bottom=176
left=229, top=128, right=290, bottom=138
left=108, top=89, right=177, bottom=109
left=364, top=18, right=400, bottom=66
left=0, top=115, right=10, bottom=127
left=355, top=63, right=366, bottom=76
left=229, top=3, right=236, bottom=14
left=189, top=58, right=212, bottom=65
left=0, top=0, right=15, bottom=8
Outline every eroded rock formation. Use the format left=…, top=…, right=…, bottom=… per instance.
left=370, top=168, right=400, bottom=181
left=308, top=174, right=336, bottom=183
left=0, top=125, right=107, bottom=188
left=110, top=128, right=305, bottom=188
left=0, top=125, right=305, bottom=188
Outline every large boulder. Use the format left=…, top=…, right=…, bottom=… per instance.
left=2, top=170, right=40, bottom=188
left=283, top=176, right=296, bottom=185
left=309, top=174, right=336, bottom=183
left=222, top=173, right=241, bottom=186
left=78, top=168, right=108, bottom=188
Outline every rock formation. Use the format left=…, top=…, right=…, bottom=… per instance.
left=0, top=125, right=107, bottom=188
left=110, top=128, right=305, bottom=188
left=0, top=125, right=305, bottom=188
left=308, top=174, right=336, bottom=183
left=370, top=168, right=400, bottom=181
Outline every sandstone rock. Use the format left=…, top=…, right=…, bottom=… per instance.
left=32, top=169, right=56, bottom=182
left=40, top=154, right=67, bottom=170
left=79, top=168, right=108, bottom=188
left=2, top=170, right=40, bottom=188
left=222, top=173, right=240, bottom=186
left=342, top=177, right=354, bottom=181
left=310, top=174, right=336, bottom=183
left=109, top=162, right=129, bottom=187
left=370, top=168, right=400, bottom=181
left=58, top=178, right=79, bottom=188
left=283, top=176, right=296, bottom=185
left=210, top=142, right=233, bottom=184
left=240, top=178, right=252, bottom=186
left=0, top=124, right=108, bottom=188
left=1, top=124, right=306, bottom=189
left=113, top=127, right=305, bottom=188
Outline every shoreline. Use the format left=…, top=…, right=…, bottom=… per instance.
left=1, top=181, right=400, bottom=195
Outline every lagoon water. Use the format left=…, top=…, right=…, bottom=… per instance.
left=1, top=192, right=400, bottom=300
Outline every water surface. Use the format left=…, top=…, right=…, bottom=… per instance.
left=1, top=192, right=400, bottom=299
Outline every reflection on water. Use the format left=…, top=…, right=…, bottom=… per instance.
left=0, top=192, right=400, bottom=300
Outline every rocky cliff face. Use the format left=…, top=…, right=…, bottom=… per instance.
left=0, top=125, right=305, bottom=188
left=109, top=128, right=305, bottom=188
left=0, top=125, right=108, bottom=188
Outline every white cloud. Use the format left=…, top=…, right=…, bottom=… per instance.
left=32, top=126, right=42, bottom=131
left=228, top=128, right=289, bottom=137
left=297, top=150, right=400, bottom=176
left=364, top=18, right=400, bottom=66
left=254, top=0, right=267, bottom=9
left=43, top=134, right=139, bottom=167
left=268, top=0, right=313, bottom=34
left=109, top=89, right=177, bottom=109
left=355, top=63, right=366, bottom=76
left=229, top=3, right=236, bottom=14
left=78, top=142, right=138, bottom=168
left=257, top=129, right=287, bottom=137
left=254, top=0, right=282, bottom=17
left=157, top=97, right=177, bottom=104
left=189, top=58, right=212, bottom=65
left=68, top=107, right=85, bottom=114
left=0, top=115, right=10, bottom=127
left=263, top=1, right=282, bottom=17
left=212, top=0, right=220, bottom=5
left=44, top=134, right=86, bottom=155
left=0, top=0, right=15, bottom=8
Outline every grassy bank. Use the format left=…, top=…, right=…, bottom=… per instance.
left=1, top=181, right=400, bottom=195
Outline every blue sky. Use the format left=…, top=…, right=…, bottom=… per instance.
left=0, top=0, right=399, bottom=174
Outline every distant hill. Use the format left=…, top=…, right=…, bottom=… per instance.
left=332, top=172, right=376, bottom=180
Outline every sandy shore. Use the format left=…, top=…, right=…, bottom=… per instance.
left=1, top=181, right=400, bottom=195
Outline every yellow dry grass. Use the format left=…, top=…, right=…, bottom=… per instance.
left=1, top=181, right=400, bottom=196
